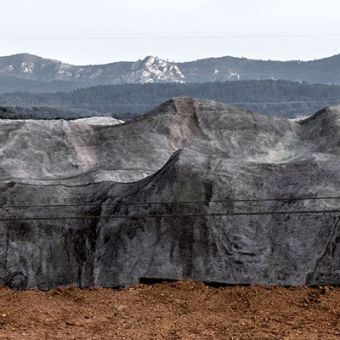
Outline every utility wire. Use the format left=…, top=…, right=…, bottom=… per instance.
left=57, top=101, right=340, bottom=107
left=2, top=34, right=340, bottom=40
left=0, top=208, right=340, bottom=221
left=2, top=195, right=340, bottom=208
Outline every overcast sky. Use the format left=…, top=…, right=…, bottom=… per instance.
left=1, top=0, right=340, bottom=64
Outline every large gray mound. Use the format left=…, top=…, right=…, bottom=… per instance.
left=1, top=96, right=340, bottom=289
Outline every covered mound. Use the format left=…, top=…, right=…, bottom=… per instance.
left=0, top=97, right=340, bottom=289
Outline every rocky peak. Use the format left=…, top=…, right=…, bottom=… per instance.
left=125, top=56, right=186, bottom=83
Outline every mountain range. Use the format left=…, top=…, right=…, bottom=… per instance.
left=2, top=53, right=340, bottom=92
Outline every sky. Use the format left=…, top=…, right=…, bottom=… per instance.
left=1, top=0, right=340, bottom=65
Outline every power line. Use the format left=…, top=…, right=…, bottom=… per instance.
left=0, top=208, right=340, bottom=221
left=2, top=195, right=340, bottom=209
left=54, top=101, right=340, bottom=108
left=1, top=34, right=340, bottom=40
left=230, top=101, right=340, bottom=105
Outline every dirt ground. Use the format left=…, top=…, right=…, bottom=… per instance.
left=0, top=281, right=339, bottom=339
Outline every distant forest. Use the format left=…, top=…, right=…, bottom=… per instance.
left=1, top=79, right=340, bottom=119
left=0, top=106, right=92, bottom=120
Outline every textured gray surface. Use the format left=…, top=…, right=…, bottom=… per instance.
left=1, top=97, right=340, bottom=289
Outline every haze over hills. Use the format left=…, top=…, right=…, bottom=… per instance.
left=2, top=53, right=340, bottom=92
left=1, top=97, right=340, bottom=288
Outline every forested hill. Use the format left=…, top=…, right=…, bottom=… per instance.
left=179, top=54, right=340, bottom=84
left=2, top=53, right=340, bottom=93
left=2, top=79, right=340, bottom=119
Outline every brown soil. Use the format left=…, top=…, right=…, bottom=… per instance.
left=0, top=281, right=339, bottom=339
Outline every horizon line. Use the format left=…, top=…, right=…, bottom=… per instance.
left=0, top=51, right=340, bottom=67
